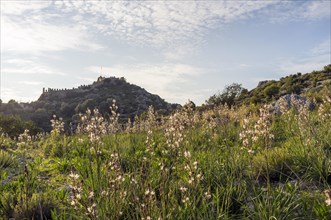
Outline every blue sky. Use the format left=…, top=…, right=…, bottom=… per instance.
left=1, top=0, right=330, bottom=105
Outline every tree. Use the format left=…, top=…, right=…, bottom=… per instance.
left=0, top=113, right=41, bottom=138
left=206, top=83, right=247, bottom=107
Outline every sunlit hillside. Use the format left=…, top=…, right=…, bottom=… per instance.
left=1, top=67, right=331, bottom=218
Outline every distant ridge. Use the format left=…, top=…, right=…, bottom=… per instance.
left=38, top=75, right=178, bottom=116
left=0, top=76, right=180, bottom=131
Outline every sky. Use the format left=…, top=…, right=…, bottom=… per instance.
left=1, top=0, right=330, bottom=105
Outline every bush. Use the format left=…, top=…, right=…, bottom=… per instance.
left=264, top=84, right=279, bottom=98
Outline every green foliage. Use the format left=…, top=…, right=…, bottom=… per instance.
left=264, top=84, right=280, bottom=98
left=206, top=83, right=247, bottom=106
left=0, top=114, right=41, bottom=138
left=0, top=150, right=15, bottom=171
left=251, top=147, right=295, bottom=181
left=248, top=183, right=303, bottom=219
left=1, top=71, right=331, bottom=219
left=237, top=64, right=331, bottom=105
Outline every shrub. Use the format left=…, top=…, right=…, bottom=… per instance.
left=264, top=84, right=279, bottom=98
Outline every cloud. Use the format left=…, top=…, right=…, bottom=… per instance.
left=86, top=63, right=209, bottom=104
left=264, top=1, right=331, bottom=23
left=279, top=38, right=330, bottom=74
left=2, top=1, right=328, bottom=56
left=0, top=1, right=50, bottom=15
left=1, top=1, right=103, bottom=55
left=1, top=58, right=65, bottom=75
left=303, top=0, right=331, bottom=20
left=49, top=1, right=280, bottom=56
left=18, top=81, right=43, bottom=86
left=311, top=39, right=331, bottom=56
left=3, top=1, right=327, bottom=59
left=1, top=16, right=102, bottom=55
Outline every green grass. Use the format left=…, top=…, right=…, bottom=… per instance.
left=1, top=100, right=331, bottom=219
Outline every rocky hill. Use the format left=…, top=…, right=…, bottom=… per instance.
left=0, top=76, right=179, bottom=132
left=238, top=64, right=331, bottom=105
left=38, top=76, right=178, bottom=118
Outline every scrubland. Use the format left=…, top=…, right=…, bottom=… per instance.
left=1, top=95, right=331, bottom=219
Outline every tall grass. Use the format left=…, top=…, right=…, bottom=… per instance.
left=1, top=94, right=331, bottom=219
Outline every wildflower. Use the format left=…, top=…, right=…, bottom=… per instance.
left=196, top=172, right=203, bottom=180
left=188, top=178, right=194, bottom=184
left=180, top=186, right=188, bottom=192
left=88, top=191, right=94, bottom=199
left=101, top=190, right=109, bottom=196
left=131, top=178, right=137, bottom=184
left=87, top=203, right=96, bottom=214
left=50, top=115, right=64, bottom=135
left=69, top=172, right=79, bottom=180
left=184, top=150, right=191, bottom=158
left=71, top=200, right=77, bottom=206
left=204, top=191, right=212, bottom=200
left=182, top=197, right=189, bottom=203
left=325, top=189, right=331, bottom=206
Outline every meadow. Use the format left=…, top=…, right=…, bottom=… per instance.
left=1, top=95, right=331, bottom=220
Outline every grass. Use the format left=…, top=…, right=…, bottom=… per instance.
left=0, top=96, right=331, bottom=219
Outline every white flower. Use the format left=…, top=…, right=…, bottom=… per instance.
left=70, top=200, right=77, bottom=206
left=69, top=172, right=79, bottom=180
left=184, top=150, right=191, bottom=158
left=180, top=186, right=188, bottom=192
left=88, top=191, right=94, bottom=198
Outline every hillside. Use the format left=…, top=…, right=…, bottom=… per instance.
left=238, top=64, right=331, bottom=104
left=37, top=76, right=178, bottom=119
left=1, top=76, right=331, bottom=219
left=0, top=76, right=179, bottom=132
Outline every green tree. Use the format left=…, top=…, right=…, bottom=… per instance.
left=0, top=114, right=40, bottom=138
left=206, top=83, right=247, bottom=107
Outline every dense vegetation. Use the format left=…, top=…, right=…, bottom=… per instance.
left=0, top=65, right=330, bottom=219
left=0, top=76, right=178, bottom=133
left=1, top=87, right=331, bottom=219
left=205, top=64, right=331, bottom=107
left=238, top=64, right=331, bottom=105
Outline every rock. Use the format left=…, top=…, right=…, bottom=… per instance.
left=274, top=94, right=315, bottom=114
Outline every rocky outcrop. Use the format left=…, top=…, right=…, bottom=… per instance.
left=274, top=94, right=315, bottom=114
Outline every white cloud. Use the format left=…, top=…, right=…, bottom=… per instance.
left=265, top=1, right=330, bottom=23
left=2, top=1, right=328, bottom=57
left=51, top=1, right=280, bottom=55
left=303, top=0, right=331, bottom=20
left=18, top=81, right=43, bottom=86
left=279, top=39, right=330, bottom=74
left=311, top=39, right=331, bottom=56
left=1, top=1, right=50, bottom=15
left=1, top=58, right=64, bottom=75
left=1, top=16, right=102, bottom=55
